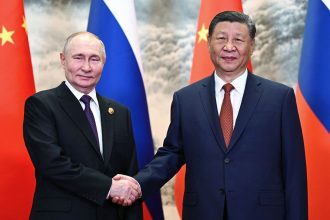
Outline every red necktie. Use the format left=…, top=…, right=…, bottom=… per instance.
left=220, top=83, right=234, bottom=147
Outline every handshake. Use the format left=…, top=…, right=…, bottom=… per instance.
left=108, top=174, right=142, bottom=206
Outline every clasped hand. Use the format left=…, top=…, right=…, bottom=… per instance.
left=109, top=174, right=141, bottom=206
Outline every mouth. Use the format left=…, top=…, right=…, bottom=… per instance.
left=78, top=75, right=93, bottom=80
left=221, top=56, right=237, bottom=62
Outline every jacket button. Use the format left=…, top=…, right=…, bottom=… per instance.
left=224, top=158, right=230, bottom=164
left=219, top=189, right=225, bottom=195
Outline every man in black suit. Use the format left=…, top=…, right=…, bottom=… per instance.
left=115, top=11, right=308, bottom=220
left=23, top=31, right=142, bottom=220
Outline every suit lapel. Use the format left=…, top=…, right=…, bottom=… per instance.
left=227, top=73, right=262, bottom=150
left=56, top=82, right=103, bottom=160
left=97, top=94, right=114, bottom=168
left=199, top=75, right=227, bottom=152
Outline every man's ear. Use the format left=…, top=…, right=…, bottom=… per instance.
left=250, top=40, right=255, bottom=56
left=60, top=52, right=65, bottom=66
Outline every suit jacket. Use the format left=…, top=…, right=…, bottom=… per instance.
left=135, top=73, right=308, bottom=220
left=23, top=82, right=142, bottom=220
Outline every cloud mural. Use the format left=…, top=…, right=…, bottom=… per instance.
left=245, top=0, right=307, bottom=87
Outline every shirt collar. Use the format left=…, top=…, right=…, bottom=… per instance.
left=214, top=69, right=248, bottom=95
left=65, top=81, right=99, bottom=106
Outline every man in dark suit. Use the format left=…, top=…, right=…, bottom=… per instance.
left=23, top=32, right=142, bottom=220
left=115, top=11, right=308, bottom=219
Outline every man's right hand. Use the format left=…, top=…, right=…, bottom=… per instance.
left=109, top=174, right=142, bottom=206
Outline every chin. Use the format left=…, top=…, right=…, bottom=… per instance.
left=221, top=67, right=239, bottom=72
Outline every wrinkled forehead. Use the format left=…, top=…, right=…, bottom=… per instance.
left=64, top=33, right=106, bottom=60
left=213, top=21, right=250, bottom=36
left=66, top=34, right=98, bottom=50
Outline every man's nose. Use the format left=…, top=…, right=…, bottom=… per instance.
left=223, top=41, right=236, bottom=51
left=82, top=60, right=92, bottom=71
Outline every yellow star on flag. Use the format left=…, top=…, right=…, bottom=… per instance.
left=0, top=26, right=15, bottom=46
left=22, top=16, right=28, bottom=32
left=197, top=24, right=208, bottom=43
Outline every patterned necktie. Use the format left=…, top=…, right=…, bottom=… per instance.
left=80, top=95, right=99, bottom=145
left=220, top=83, right=234, bottom=147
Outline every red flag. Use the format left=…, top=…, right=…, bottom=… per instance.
left=174, top=0, right=246, bottom=217
left=296, top=86, right=330, bottom=219
left=189, top=1, right=243, bottom=84
left=0, top=0, right=35, bottom=219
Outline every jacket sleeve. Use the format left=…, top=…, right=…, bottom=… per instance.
left=134, top=92, right=185, bottom=198
left=281, top=88, right=308, bottom=220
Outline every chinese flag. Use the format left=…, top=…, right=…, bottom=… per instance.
left=189, top=0, right=243, bottom=84
left=174, top=0, right=246, bottom=217
left=0, top=0, right=35, bottom=219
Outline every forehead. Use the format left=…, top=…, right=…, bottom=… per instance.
left=67, top=34, right=102, bottom=55
left=212, top=21, right=249, bottom=36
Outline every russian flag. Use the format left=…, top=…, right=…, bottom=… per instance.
left=296, top=0, right=330, bottom=219
left=87, top=0, right=164, bottom=219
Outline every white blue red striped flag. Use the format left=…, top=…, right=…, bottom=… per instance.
left=87, top=0, right=164, bottom=219
left=297, top=0, right=330, bottom=219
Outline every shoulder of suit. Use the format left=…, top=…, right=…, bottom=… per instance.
left=28, top=86, right=58, bottom=101
left=250, top=73, right=292, bottom=92
left=24, top=87, right=59, bottom=111
left=175, top=75, right=212, bottom=95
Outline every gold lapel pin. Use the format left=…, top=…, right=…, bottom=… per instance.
left=108, top=107, right=115, bottom=115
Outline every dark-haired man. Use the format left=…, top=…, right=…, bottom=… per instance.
left=117, top=11, right=308, bottom=220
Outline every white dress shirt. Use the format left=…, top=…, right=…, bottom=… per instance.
left=65, top=81, right=103, bottom=155
left=214, top=69, right=248, bottom=128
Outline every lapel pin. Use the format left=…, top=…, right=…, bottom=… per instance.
left=108, top=107, right=115, bottom=115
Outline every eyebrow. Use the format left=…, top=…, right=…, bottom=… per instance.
left=71, top=53, right=101, bottom=58
left=72, top=53, right=84, bottom=57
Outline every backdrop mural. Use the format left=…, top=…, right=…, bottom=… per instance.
left=24, top=0, right=307, bottom=219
